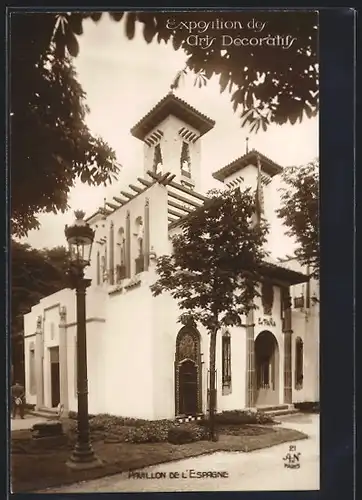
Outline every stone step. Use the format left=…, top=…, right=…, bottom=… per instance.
left=258, top=404, right=290, bottom=413
left=29, top=408, right=60, bottom=420
left=265, top=408, right=300, bottom=418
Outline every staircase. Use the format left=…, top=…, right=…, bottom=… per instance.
left=29, top=407, right=60, bottom=420
left=258, top=404, right=300, bottom=418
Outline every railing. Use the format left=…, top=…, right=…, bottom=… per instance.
left=294, top=296, right=305, bottom=309
left=116, top=264, right=127, bottom=283
left=181, top=169, right=191, bottom=179
left=135, top=256, right=145, bottom=274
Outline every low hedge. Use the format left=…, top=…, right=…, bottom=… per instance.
left=68, top=412, right=149, bottom=428
left=294, top=402, right=320, bottom=413
left=66, top=410, right=275, bottom=445
left=200, top=410, right=275, bottom=426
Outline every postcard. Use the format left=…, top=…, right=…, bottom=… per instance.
left=9, top=9, right=320, bottom=493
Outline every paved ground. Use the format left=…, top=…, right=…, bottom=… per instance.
left=37, top=413, right=320, bottom=493
left=11, top=414, right=50, bottom=432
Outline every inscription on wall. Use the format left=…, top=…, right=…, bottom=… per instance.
left=258, top=317, right=276, bottom=327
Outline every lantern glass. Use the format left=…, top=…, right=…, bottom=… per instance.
left=68, top=236, right=93, bottom=266
left=65, top=210, right=95, bottom=268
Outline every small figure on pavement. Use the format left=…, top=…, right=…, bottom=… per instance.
left=11, top=381, right=25, bottom=419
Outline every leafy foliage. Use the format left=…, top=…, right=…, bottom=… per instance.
left=167, top=424, right=208, bottom=444
left=38, top=11, right=318, bottom=130
left=151, top=188, right=267, bottom=439
left=151, top=188, right=268, bottom=330
left=10, top=13, right=119, bottom=237
left=11, top=241, right=70, bottom=335
left=277, top=160, right=319, bottom=278
left=10, top=10, right=318, bottom=236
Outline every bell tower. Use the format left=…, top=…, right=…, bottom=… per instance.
left=130, top=92, right=215, bottom=191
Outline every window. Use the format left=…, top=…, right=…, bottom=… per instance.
left=101, top=255, right=106, bottom=281
left=134, top=217, right=144, bottom=274
left=294, top=295, right=305, bottom=309
left=261, top=281, right=274, bottom=315
left=222, top=332, right=231, bottom=390
left=280, top=287, right=287, bottom=319
left=295, top=337, right=304, bottom=390
left=153, top=143, right=163, bottom=173
left=180, top=141, right=191, bottom=177
left=116, top=228, right=126, bottom=283
left=74, top=337, right=77, bottom=397
left=96, top=251, right=101, bottom=285
left=29, top=343, right=36, bottom=395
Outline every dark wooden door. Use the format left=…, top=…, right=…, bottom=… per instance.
left=179, top=360, right=198, bottom=415
left=51, top=362, right=60, bottom=408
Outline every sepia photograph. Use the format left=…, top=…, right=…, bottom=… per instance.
left=9, top=10, right=319, bottom=494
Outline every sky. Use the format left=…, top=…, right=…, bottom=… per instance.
left=22, top=15, right=318, bottom=258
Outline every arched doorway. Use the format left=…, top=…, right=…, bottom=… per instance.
left=255, top=330, right=279, bottom=406
left=175, top=327, right=202, bottom=417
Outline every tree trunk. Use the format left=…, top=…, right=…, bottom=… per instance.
left=208, top=327, right=218, bottom=441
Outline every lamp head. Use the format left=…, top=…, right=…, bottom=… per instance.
left=65, top=210, right=95, bottom=268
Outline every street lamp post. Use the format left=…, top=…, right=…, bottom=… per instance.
left=65, top=210, right=102, bottom=470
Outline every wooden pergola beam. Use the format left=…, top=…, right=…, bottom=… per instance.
left=168, top=199, right=193, bottom=213
left=113, top=196, right=127, bottom=204
left=100, top=208, right=112, bottom=216
left=159, top=172, right=175, bottom=185
left=120, top=191, right=134, bottom=200
left=137, top=177, right=153, bottom=187
left=106, top=202, right=120, bottom=210
left=168, top=208, right=183, bottom=218
left=168, top=179, right=208, bottom=202
left=168, top=189, right=203, bottom=209
left=129, top=184, right=143, bottom=194
left=168, top=216, right=178, bottom=223
left=146, top=170, right=176, bottom=186
left=147, top=170, right=162, bottom=182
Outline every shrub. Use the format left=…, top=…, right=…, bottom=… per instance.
left=168, top=423, right=208, bottom=444
left=125, top=420, right=172, bottom=443
left=294, top=402, right=320, bottom=413
left=88, top=413, right=150, bottom=431
left=199, top=410, right=275, bottom=426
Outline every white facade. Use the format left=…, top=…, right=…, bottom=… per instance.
left=23, top=94, right=319, bottom=419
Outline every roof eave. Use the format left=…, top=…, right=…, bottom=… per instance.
left=212, top=151, right=283, bottom=182
left=130, top=94, right=215, bottom=142
left=259, top=263, right=309, bottom=285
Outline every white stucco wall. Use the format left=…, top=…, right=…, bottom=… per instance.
left=143, top=116, right=202, bottom=190
left=23, top=335, right=36, bottom=406
left=24, top=288, right=75, bottom=406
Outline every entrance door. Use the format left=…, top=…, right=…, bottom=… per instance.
left=175, top=327, right=202, bottom=417
left=49, top=347, right=60, bottom=408
left=255, top=331, right=279, bottom=406
left=179, top=360, right=198, bottom=415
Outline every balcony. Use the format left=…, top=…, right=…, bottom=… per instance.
left=116, top=264, right=127, bottom=283
left=181, top=169, right=191, bottom=179
left=294, top=296, right=305, bottom=309
left=135, top=256, right=145, bottom=275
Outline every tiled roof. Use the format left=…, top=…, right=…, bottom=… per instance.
left=212, top=149, right=283, bottom=182
left=130, top=92, right=215, bottom=141
left=258, top=261, right=309, bottom=285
